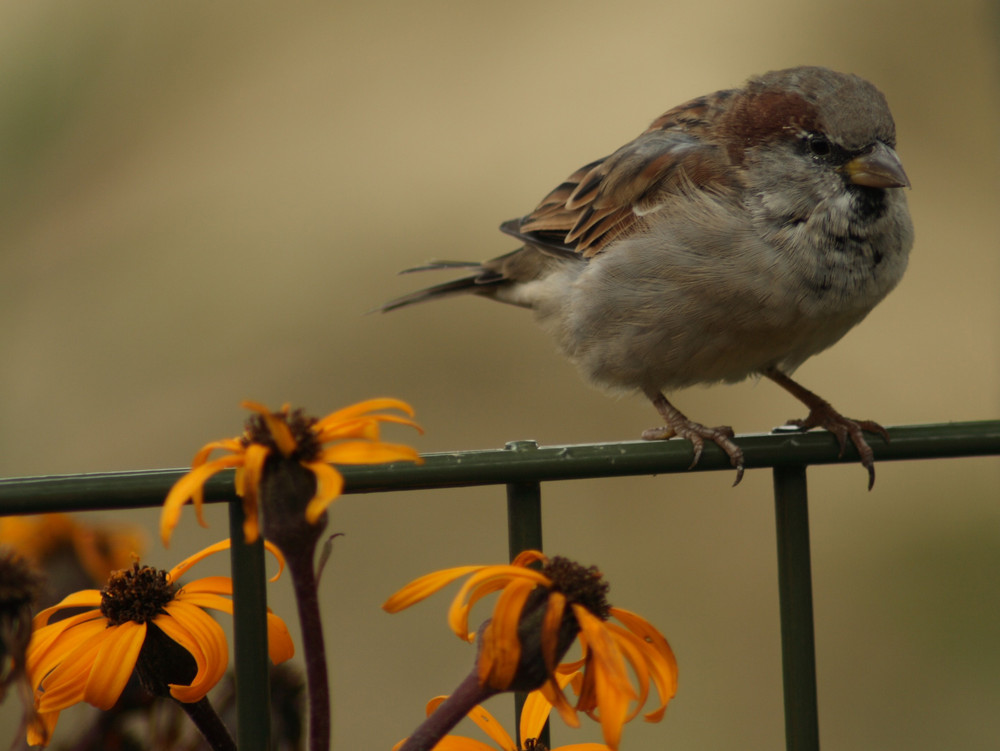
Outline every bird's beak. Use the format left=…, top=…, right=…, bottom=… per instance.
left=841, top=141, right=910, bottom=189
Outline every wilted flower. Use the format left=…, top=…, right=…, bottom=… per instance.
left=384, top=551, right=677, bottom=749
left=160, top=398, right=422, bottom=545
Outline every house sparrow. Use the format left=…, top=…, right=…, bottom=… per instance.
left=381, top=66, right=913, bottom=488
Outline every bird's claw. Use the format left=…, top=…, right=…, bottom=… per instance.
left=643, top=419, right=745, bottom=485
left=784, top=410, right=889, bottom=490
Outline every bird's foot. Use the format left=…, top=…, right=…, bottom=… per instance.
left=781, top=404, right=889, bottom=490
left=764, top=367, right=889, bottom=489
left=643, top=393, right=744, bottom=485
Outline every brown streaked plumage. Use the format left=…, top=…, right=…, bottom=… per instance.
left=381, top=66, right=913, bottom=487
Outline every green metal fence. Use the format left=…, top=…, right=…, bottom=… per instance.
left=2, top=420, right=999, bottom=751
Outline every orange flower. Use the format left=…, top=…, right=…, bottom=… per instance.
left=160, top=398, right=422, bottom=545
left=383, top=551, right=678, bottom=750
left=0, top=513, right=146, bottom=590
left=25, top=540, right=294, bottom=747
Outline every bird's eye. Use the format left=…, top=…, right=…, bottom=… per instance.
left=807, top=135, right=831, bottom=158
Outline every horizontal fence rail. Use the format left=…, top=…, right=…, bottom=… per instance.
left=2, top=420, right=998, bottom=751
left=1, top=421, right=997, bottom=513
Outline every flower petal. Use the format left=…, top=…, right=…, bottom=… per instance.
left=320, top=441, right=421, bottom=465
left=35, top=627, right=115, bottom=712
left=191, top=438, right=245, bottom=469
left=608, top=608, right=674, bottom=669
left=175, top=590, right=235, bottom=612
left=251, top=404, right=297, bottom=457
left=238, top=442, right=270, bottom=543
left=264, top=611, right=295, bottom=664
left=448, top=566, right=550, bottom=641
left=173, top=589, right=293, bottom=664
left=318, top=417, right=381, bottom=442
left=541, top=590, right=567, bottom=673
left=314, top=414, right=423, bottom=443
left=519, top=668, right=578, bottom=741
left=464, top=702, right=518, bottom=751
left=160, top=455, right=244, bottom=546
left=168, top=539, right=233, bottom=580
left=572, top=605, right=634, bottom=750
left=303, top=461, right=345, bottom=524
left=557, top=655, right=587, bottom=674
left=572, top=606, right=633, bottom=699
left=168, top=539, right=284, bottom=586
left=32, top=592, right=103, bottom=628
left=381, top=566, right=486, bottom=614
left=423, top=695, right=447, bottom=715
left=177, top=577, right=233, bottom=598
left=241, top=497, right=260, bottom=544
left=320, top=398, right=416, bottom=423
left=84, top=621, right=146, bottom=710
left=241, top=401, right=297, bottom=456
left=420, top=696, right=516, bottom=751
left=157, top=601, right=228, bottom=703
left=511, top=550, right=547, bottom=568
left=240, top=400, right=272, bottom=415
left=479, top=577, right=535, bottom=689
left=262, top=540, right=287, bottom=582
left=450, top=578, right=509, bottom=642
left=603, top=624, right=651, bottom=722
left=583, top=657, right=630, bottom=750
left=26, top=709, right=59, bottom=747
left=28, top=614, right=106, bottom=690
left=609, top=607, right=677, bottom=720
left=537, top=675, right=580, bottom=729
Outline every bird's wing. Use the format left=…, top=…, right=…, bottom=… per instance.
left=504, top=92, right=737, bottom=258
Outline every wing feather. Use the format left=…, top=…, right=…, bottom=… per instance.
left=511, top=93, right=736, bottom=257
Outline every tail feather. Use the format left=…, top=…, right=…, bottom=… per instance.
left=399, top=260, right=483, bottom=275
left=376, top=262, right=503, bottom=313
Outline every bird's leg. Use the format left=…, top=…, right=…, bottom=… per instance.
left=763, top=367, right=889, bottom=490
left=642, top=391, right=745, bottom=485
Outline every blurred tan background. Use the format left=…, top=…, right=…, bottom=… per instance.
left=1, top=1, right=999, bottom=749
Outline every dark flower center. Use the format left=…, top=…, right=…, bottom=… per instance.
left=243, top=408, right=322, bottom=462
left=523, top=740, right=548, bottom=751
left=0, top=549, right=42, bottom=683
left=540, top=556, right=611, bottom=620
left=100, top=563, right=175, bottom=626
left=0, top=549, right=42, bottom=613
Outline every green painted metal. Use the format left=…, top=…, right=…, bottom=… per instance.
left=505, top=440, right=545, bottom=560
left=1, top=420, right=997, bottom=751
left=773, top=465, right=820, bottom=751
left=228, top=503, right=274, bottom=751
left=1, top=421, right=997, bottom=513
left=504, top=441, right=548, bottom=750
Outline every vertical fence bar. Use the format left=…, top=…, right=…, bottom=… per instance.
left=229, top=500, right=273, bottom=751
left=772, top=465, right=820, bottom=751
left=504, top=440, right=544, bottom=560
left=504, top=440, right=547, bottom=749
left=506, top=480, right=543, bottom=560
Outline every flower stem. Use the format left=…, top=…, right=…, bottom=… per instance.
left=259, top=459, right=332, bottom=751
left=179, top=696, right=237, bottom=751
left=396, top=669, right=499, bottom=751
left=286, top=548, right=331, bottom=751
